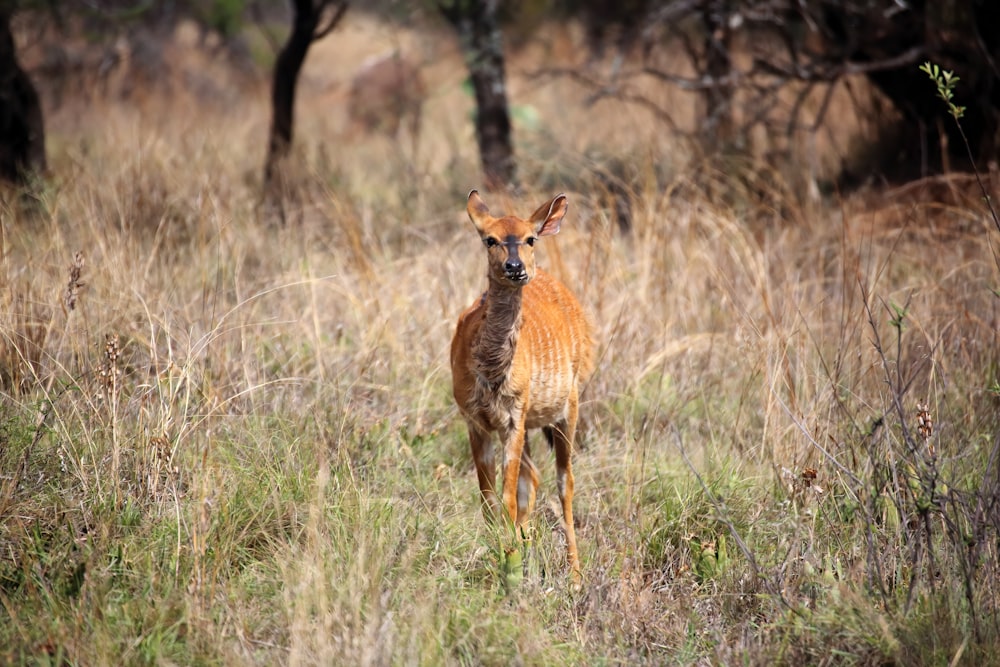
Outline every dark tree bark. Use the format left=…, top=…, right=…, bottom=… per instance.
left=263, top=0, right=346, bottom=194
left=700, top=0, right=734, bottom=150
left=0, top=8, right=46, bottom=184
left=439, top=0, right=515, bottom=191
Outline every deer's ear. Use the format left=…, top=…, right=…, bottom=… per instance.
left=530, top=194, right=568, bottom=237
left=467, top=189, right=492, bottom=233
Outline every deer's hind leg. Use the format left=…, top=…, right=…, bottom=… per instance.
left=550, top=407, right=581, bottom=577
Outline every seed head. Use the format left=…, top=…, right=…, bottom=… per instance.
left=916, top=401, right=935, bottom=458
left=63, top=252, right=86, bottom=313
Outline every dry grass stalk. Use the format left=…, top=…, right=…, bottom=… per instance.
left=0, top=287, right=49, bottom=394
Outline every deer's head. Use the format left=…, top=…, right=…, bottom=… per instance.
left=466, top=190, right=568, bottom=288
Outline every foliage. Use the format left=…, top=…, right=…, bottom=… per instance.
left=920, top=62, right=966, bottom=122
left=197, top=0, right=247, bottom=38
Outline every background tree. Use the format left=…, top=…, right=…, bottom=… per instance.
left=263, top=0, right=347, bottom=203
left=805, top=0, right=1000, bottom=176
left=555, top=0, right=1000, bottom=181
left=0, top=0, right=259, bottom=188
left=438, top=0, right=515, bottom=191
left=0, top=5, right=46, bottom=185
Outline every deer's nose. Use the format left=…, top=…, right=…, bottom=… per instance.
left=504, top=257, right=524, bottom=273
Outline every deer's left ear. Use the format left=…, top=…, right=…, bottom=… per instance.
left=530, top=194, right=568, bottom=237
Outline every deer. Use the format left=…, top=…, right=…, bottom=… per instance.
left=347, top=51, right=424, bottom=148
left=450, top=190, right=595, bottom=581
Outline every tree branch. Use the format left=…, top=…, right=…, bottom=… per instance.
left=314, top=1, right=348, bottom=40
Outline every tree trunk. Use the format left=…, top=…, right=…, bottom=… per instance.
left=441, top=0, right=515, bottom=191
left=263, top=0, right=322, bottom=191
left=0, top=9, right=46, bottom=184
left=700, top=0, right=733, bottom=151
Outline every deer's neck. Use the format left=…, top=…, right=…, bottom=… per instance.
left=473, top=282, right=524, bottom=390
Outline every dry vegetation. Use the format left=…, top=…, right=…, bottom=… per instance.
left=2, top=13, right=1000, bottom=666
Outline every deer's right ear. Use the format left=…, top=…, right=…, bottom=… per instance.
left=467, top=189, right=492, bottom=233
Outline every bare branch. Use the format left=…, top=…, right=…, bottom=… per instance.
left=314, top=1, right=348, bottom=41
left=754, top=46, right=926, bottom=83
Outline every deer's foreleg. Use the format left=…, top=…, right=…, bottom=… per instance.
left=500, top=413, right=527, bottom=529
left=468, top=423, right=500, bottom=520
left=517, top=435, right=540, bottom=525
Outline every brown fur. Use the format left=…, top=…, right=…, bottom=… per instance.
left=450, top=190, right=595, bottom=578
left=347, top=51, right=424, bottom=141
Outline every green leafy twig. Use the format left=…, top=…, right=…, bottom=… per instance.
left=920, top=62, right=1000, bottom=246
left=919, top=62, right=966, bottom=121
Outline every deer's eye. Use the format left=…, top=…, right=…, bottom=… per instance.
left=525, top=237, right=537, bottom=247
left=484, top=237, right=499, bottom=248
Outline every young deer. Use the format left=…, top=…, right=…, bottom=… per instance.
left=450, top=190, right=595, bottom=577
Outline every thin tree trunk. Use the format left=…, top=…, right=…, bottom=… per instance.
left=441, top=0, right=515, bottom=191
left=263, top=0, right=321, bottom=190
left=0, top=9, right=46, bottom=184
left=701, top=0, right=732, bottom=151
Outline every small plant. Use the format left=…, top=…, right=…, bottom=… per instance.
left=919, top=62, right=966, bottom=122
left=888, top=300, right=908, bottom=332
left=920, top=61, right=1000, bottom=259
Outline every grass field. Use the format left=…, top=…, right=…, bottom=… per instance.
left=2, top=13, right=1000, bottom=666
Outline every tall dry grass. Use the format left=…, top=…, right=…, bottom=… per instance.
left=1, top=12, right=999, bottom=666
